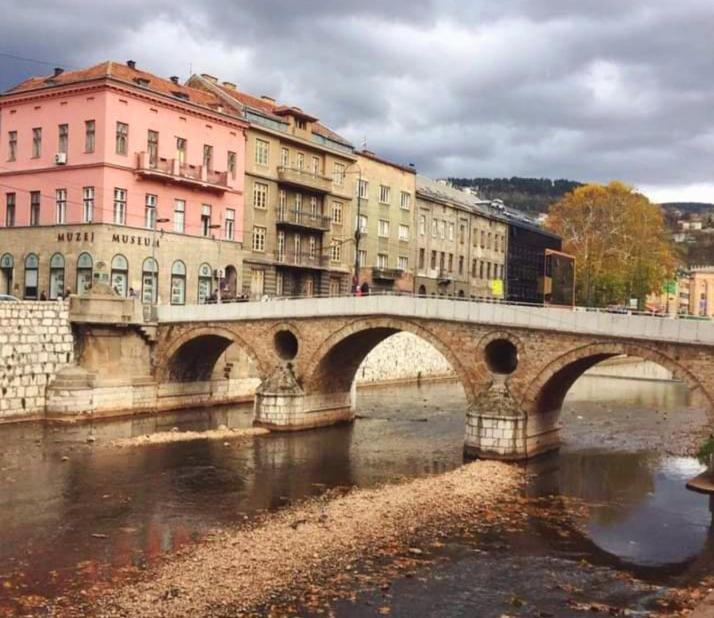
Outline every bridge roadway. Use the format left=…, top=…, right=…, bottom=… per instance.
left=59, top=293, right=714, bottom=461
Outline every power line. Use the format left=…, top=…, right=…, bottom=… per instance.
left=0, top=50, right=77, bottom=70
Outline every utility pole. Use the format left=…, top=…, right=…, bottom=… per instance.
left=353, top=167, right=363, bottom=292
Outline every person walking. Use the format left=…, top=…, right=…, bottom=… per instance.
left=360, top=281, right=370, bottom=296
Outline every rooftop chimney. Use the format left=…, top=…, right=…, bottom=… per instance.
left=222, top=81, right=236, bottom=90
left=170, top=76, right=179, bottom=85
left=126, top=60, right=136, bottom=70
left=53, top=67, right=64, bottom=77
left=201, top=73, right=218, bottom=84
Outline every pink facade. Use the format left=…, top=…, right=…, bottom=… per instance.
left=0, top=64, right=247, bottom=238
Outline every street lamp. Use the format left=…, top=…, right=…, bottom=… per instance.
left=342, top=162, right=363, bottom=292
left=209, top=223, right=223, bottom=303
left=151, top=218, right=170, bottom=308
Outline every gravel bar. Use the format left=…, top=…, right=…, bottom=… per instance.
left=95, top=460, right=520, bottom=617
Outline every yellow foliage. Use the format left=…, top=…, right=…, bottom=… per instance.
left=546, top=181, right=676, bottom=307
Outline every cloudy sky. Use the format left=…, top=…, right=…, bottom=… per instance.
left=1, top=0, right=713, bottom=203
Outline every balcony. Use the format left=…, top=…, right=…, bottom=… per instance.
left=136, top=152, right=229, bottom=193
left=276, top=208, right=331, bottom=232
left=275, top=250, right=329, bottom=270
left=372, top=267, right=403, bottom=281
left=277, top=166, right=333, bottom=193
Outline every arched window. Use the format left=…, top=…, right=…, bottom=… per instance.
left=142, top=257, right=158, bottom=304
left=23, top=253, right=39, bottom=299
left=418, top=285, right=427, bottom=297
left=0, top=253, right=14, bottom=295
left=170, top=260, right=186, bottom=305
left=49, top=253, right=65, bottom=299
left=110, top=254, right=129, bottom=297
left=76, top=252, right=93, bottom=295
left=198, top=262, right=212, bottom=303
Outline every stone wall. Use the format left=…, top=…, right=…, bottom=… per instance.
left=355, top=332, right=455, bottom=385
left=0, top=301, right=73, bottom=420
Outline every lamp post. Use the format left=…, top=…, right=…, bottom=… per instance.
left=151, top=217, right=170, bottom=309
left=342, top=162, right=363, bottom=292
left=209, top=222, right=223, bottom=303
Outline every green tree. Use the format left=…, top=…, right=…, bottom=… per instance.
left=546, top=181, right=676, bottom=307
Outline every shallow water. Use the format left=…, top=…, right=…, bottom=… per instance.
left=0, top=373, right=710, bottom=614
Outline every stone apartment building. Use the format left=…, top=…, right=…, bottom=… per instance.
left=415, top=177, right=507, bottom=298
left=188, top=74, right=357, bottom=298
left=0, top=61, right=248, bottom=304
left=353, top=150, right=416, bottom=293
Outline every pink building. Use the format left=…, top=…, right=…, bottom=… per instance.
left=0, top=61, right=248, bottom=303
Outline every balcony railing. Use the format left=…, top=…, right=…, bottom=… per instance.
left=276, top=208, right=331, bottom=231
left=372, top=267, right=403, bottom=281
left=277, top=166, right=333, bottom=193
left=136, top=152, right=229, bottom=192
left=275, top=250, right=329, bottom=270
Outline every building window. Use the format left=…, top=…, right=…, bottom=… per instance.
left=85, top=120, right=95, bottom=153
left=147, top=130, right=159, bottom=167
left=459, top=255, right=464, bottom=274
left=141, top=257, right=158, bottom=304
left=49, top=253, right=65, bottom=300
left=253, top=182, right=268, bottom=209
left=333, top=162, right=345, bottom=185
left=293, top=235, right=301, bottom=258
left=431, top=219, right=437, bottom=238
left=276, top=230, right=285, bottom=261
left=311, top=156, right=320, bottom=175
left=252, top=225, right=267, bottom=252
left=250, top=269, right=265, bottom=297
left=358, top=179, right=369, bottom=199
left=479, top=261, right=484, bottom=279
left=400, top=191, right=411, bottom=210
left=296, top=152, right=304, bottom=169
left=418, top=248, right=426, bottom=269
left=330, top=240, right=342, bottom=262
left=55, top=188, right=67, bottom=224
left=278, top=190, right=287, bottom=219
left=113, top=188, right=127, bottom=224
left=379, top=185, right=391, bottom=204
left=308, top=236, right=317, bottom=259
left=448, top=253, right=453, bottom=272
left=176, top=137, right=187, bottom=164
left=448, top=223, right=454, bottom=241
left=487, top=262, right=492, bottom=279
left=377, top=253, right=388, bottom=269
left=145, top=194, right=157, bottom=229
left=281, top=147, right=289, bottom=168
left=276, top=272, right=285, bottom=296
left=430, top=250, right=436, bottom=269
left=198, top=263, right=212, bottom=303
left=8, top=131, right=17, bottom=161
left=332, top=201, right=343, bottom=224
left=358, top=249, right=367, bottom=267
left=30, top=191, right=40, bottom=226
left=110, top=254, right=129, bottom=297
left=419, top=214, right=426, bottom=235
left=358, top=214, right=368, bottom=235
left=398, top=256, right=408, bottom=271
left=1, top=253, right=14, bottom=294
left=472, top=259, right=477, bottom=277
left=201, top=204, right=211, bottom=237
left=5, top=193, right=15, bottom=227
left=58, top=123, right=68, bottom=154
left=296, top=119, right=307, bottom=130
left=82, top=186, right=94, bottom=223
left=174, top=199, right=185, bottom=233
left=32, top=128, right=41, bottom=158
left=170, top=260, right=187, bottom=305
left=481, top=230, right=486, bottom=248
left=459, top=224, right=465, bottom=244
left=255, top=138, right=269, bottom=166
left=23, top=253, right=39, bottom=299
left=398, top=224, right=409, bottom=241
left=115, top=122, right=128, bottom=155
left=295, top=193, right=303, bottom=212
left=203, top=144, right=213, bottom=170
left=310, top=196, right=318, bottom=218
left=76, top=252, right=93, bottom=296
left=439, top=221, right=446, bottom=239
left=227, top=151, right=236, bottom=178
left=378, top=219, right=389, bottom=238
left=225, top=208, right=235, bottom=240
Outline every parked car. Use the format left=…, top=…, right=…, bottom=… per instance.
left=0, top=294, right=20, bottom=301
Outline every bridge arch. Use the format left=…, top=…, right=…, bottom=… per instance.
left=303, top=316, right=478, bottom=401
left=523, top=341, right=714, bottom=419
left=158, top=325, right=264, bottom=383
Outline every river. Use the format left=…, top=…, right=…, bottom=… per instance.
left=0, top=369, right=711, bottom=616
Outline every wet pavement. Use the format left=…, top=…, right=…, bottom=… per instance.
left=0, top=371, right=711, bottom=615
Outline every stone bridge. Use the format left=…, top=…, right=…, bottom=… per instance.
left=54, top=294, right=714, bottom=461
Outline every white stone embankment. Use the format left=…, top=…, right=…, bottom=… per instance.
left=0, top=301, right=73, bottom=420
left=96, top=460, right=520, bottom=617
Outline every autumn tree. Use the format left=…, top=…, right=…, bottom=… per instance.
left=546, top=181, right=676, bottom=307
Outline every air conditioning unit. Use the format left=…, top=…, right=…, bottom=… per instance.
left=214, top=268, right=225, bottom=280
left=54, top=152, right=67, bottom=165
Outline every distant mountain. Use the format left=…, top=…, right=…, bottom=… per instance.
left=448, top=177, right=582, bottom=215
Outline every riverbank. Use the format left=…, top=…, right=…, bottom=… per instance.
left=89, top=461, right=520, bottom=617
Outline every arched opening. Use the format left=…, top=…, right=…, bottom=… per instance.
left=141, top=257, right=158, bottom=304
left=274, top=330, right=298, bottom=360
left=484, top=339, right=518, bottom=375
left=0, top=253, right=14, bottom=295
left=23, top=253, right=39, bottom=299
left=224, top=264, right=238, bottom=298
left=48, top=253, right=65, bottom=300
left=198, top=262, right=213, bottom=303
left=170, top=260, right=186, bottom=305
left=76, top=252, right=93, bottom=295
left=110, top=254, right=129, bottom=297
left=418, top=285, right=426, bottom=297
left=167, top=334, right=237, bottom=382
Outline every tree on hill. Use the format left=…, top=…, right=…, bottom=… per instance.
left=546, top=181, right=676, bottom=307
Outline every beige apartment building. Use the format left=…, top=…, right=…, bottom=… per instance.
left=415, top=177, right=507, bottom=298
left=189, top=74, right=357, bottom=297
left=353, top=150, right=416, bottom=293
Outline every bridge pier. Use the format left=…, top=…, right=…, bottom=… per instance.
left=464, top=376, right=561, bottom=460
left=254, top=364, right=354, bottom=431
